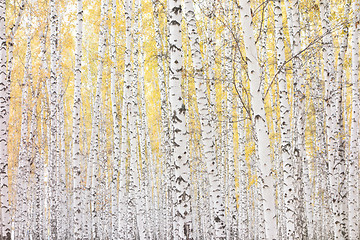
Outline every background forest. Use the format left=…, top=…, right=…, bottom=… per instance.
left=0, top=0, right=359, bottom=239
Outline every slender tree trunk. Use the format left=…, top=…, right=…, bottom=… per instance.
left=40, top=26, right=49, bottom=240
left=274, top=1, right=296, bottom=238
left=16, top=33, right=32, bottom=239
left=320, top=1, right=347, bottom=238
left=72, top=0, right=83, bottom=238
left=238, top=0, right=278, bottom=238
left=88, top=0, right=108, bottom=238
left=138, top=1, right=153, bottom=237
left=49, top=1, right=59, bottom=238
left=109, top=0, right=120, bottom=238
left=169, top=0, right=193, bottom=238
left=348, top=1, right=360, bottom=239
left=183, top=0, right=226, bottom=238
left=119, top=0, right=132, bottom=238
left=151, top=0, right=173, bottom=236
left=335, top=4, right=350, bottom=238
left=56, top=40, right=67, bottom=239
left=2, top=2, right=25, bottom=238
left=0, top=0, right=11, bottom=238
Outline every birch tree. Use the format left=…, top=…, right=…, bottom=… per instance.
left=88, top=0, right=108, bottom=237
left=239, top=0, right=278, bottom=238
left=72, top=0, right=83, bottom=238
left=319, top=1, right=347, bottom=238
left=183, top=0, right=226, bottom=238
left=109, top=0, right=120, bottom=238
left=274, top=0, right=296, bottom=238
left=117, top=0, right=133, bottom=238
left=1, top=2, right=25, bottom=238
left=16, top=31, right=31, bottom=239
left=169, top=0, right=193, bottom=238
left=0, top=0, right=11, bottom=238
left=48, top=1, right=61, bottom=238
left=348, top=1, right=360, bottom=239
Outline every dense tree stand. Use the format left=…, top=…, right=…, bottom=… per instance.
left=0, top=0, right=359, bottom=239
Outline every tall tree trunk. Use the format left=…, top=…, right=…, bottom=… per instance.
left=72, top=0, right=83, bottom=238
left=238, top=0, right=278, bottom=239
left=119, top=0, right=132, bottom=238
left=274, top=1, right=296, bottom=238
left=109, top=0, right=120, bottom=238
left=349, top=1, right=360, bottom=239
left=287, top=0, right=313, bottom=238
left=169, top=0, right=193, bottom=238
left=16, top=33, right=32, bottom=239
left=0, top=0, right=10, bottom=238
left=319, top=1, right=347, bottom=238
left=1, top=2, right=24, bottom=238
left=183, top=0, right=226, bottom=238
left=335, top=4, right=350, bottom=238
left=40, top=25, right=49, bottom=240
left=49, top=1, right=59, bottom=238
left=88, top=0, right=108, bottom=238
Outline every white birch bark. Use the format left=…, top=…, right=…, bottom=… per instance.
left=49, top=1, right=59, bottom=238
left=118, top=0, right=132, bottom=238
left=348, top=1, right=360, bottom=238
left=29, top=82, right=40, bottom=240
left=16, top=33, right=32, bottom=239
left=223, top=4, right=237, bottom=239
left=72, top=0, right=83, bottom=238
left=183, top=0, right=226, bottom=238
left=109, top=0, right=120, bottom=238
left=126, top=49, right=139, bottom=240
left=129, top=0, right=149, bottom=238
left=40, top=27, right=49, bottom=240
left=319, top=1, right=346, bottom=238
left=151, top=0, right=173, bottom=236
left=235, top=44, right=249, bottom=239
left=0, top=1, right=10, bottom=238
left=274, top=1, right=296, bottom=238
left=32, top=87, right=44, bottom=240
left=138, top=2, right=153, bottom=237
left=169, top=0, right=193, bottom=238
left=335, top=4, right=350, bottom=237
left=56, top=27, right=67, bottom=238
left=286, top=1, right=314, bottom=238
left=237, top=105, right=249, bottom=240
left=239, top=0, right=278, bottom=238
left=2, top=2, right=24, bottom=237
left=88, top=0, right=108, bottom=238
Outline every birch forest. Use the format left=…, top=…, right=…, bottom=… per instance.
left=1, top=0, right=360, bottom=239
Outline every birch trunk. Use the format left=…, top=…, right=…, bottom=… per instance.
left=0, top=0, right=10, bottom=238
left=274, top=1, right=296, bottom=238
left=119, top=0, right=132, bottom=238
left=56, top=41, right=67, bottom=239
left=72, top=0, right=83, bottom=238
left=319, top=1, right=346, bottom=238
left=2, top=2, right=25, bottom=238
left=16, top=34, right=32, bottom=239
left=138, top=2, right=153, bottom=237
left=49, top=1, right=59, bottom=238
left=239, top=0, right=278, bottom=238
left=151, top=0, right=173, bottom=236
left=88, top=0, right=108, bottom=237
left=335, top=4, right=350, bottom=238
left=348, top=1, right=360, bottom=238
left=129, top=0, right=149, bottom=238
left=110, top=0, right=120, bottom=238
left=169, top=0, right=192, bottom=238
left=183, top=0, right=226, bottom=238
left=39, top=27, right=49, bottom=240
